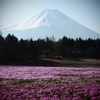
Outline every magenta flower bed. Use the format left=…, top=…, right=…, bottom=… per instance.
left=0, top=66, right=100, bottom=100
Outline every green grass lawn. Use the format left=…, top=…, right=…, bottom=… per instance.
left=54, top=60, right=100, bottom=67
left=1, top=58, right=100, bottom=67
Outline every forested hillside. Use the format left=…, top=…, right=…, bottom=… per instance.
left=0, top=33, right=100, bottom=64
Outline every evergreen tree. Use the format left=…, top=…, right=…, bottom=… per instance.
left=5, top=34, right=18, bottom=62
left=0, top=33, right=6, bottom=63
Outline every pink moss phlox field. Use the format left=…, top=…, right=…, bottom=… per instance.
left=0, top=66, right=100, bottom=100
left=0, top=83, right=100, bottom=100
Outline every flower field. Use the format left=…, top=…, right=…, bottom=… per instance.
left=0, top=66, right=100, bottom=100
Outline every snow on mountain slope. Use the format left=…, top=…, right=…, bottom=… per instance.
left=4, top=9, right=100, bottom=40
left=10, top=9, right=76, bottom=30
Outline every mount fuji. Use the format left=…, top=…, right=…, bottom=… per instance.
left=4, top=9, right=100, bottom=40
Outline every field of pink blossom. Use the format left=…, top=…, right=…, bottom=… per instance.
left=0, top=66, right=100, bottom=100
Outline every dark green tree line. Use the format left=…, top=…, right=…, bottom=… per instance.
left=0, top=33, right=100, bottom=64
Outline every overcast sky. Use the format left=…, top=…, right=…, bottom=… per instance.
left=0, top=0, right=100, bottom=34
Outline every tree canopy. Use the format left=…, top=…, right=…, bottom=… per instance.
left=0, top=33, right=100, bottom=64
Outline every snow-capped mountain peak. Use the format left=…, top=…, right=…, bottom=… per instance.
left=5, top=9, right=100, bottom=40
left=11, top=9, right=77, bottom=30
left=11, top=9, right=58, bottom=30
